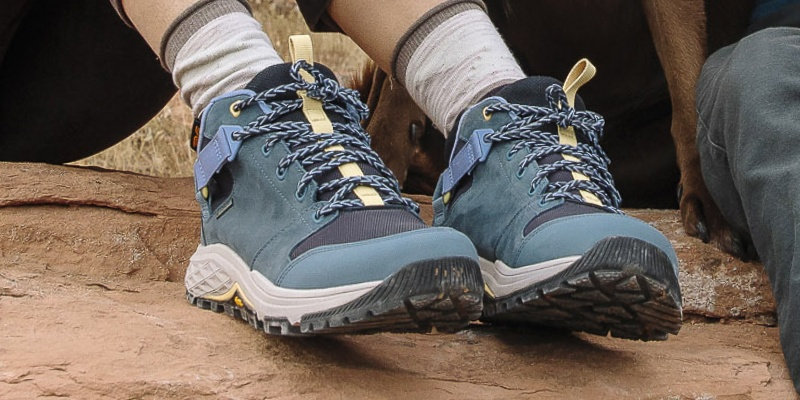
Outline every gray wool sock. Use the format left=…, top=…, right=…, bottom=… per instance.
left=392, top=1, right=525, bottom=134
left=165, top=1, right=284, bottom=115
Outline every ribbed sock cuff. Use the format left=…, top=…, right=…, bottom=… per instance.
left=391, top=0, right=487, bottom=86
left=172, top=12, right=283, bottom=116
left=160, top=0, right=252, bottom=71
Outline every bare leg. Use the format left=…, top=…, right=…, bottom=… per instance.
left=117, top=0, right=282, bottom=115
left=329, top=0, right=524, bottom=133
left=328, top=0, right=447, bottom=73
left=122, top=0, right=198, bottom=53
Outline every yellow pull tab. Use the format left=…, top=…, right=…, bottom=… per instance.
left=289, top=35, right=315, bottom=83
left=557, top=59, right=602, bottom=206
left=289, top=35, right=314, bottom=66
left=562, top=58, right=596, bottom=108
left=287, top=35, right=384, bottom=207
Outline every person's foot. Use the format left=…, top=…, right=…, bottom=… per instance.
left=433, top=60, right=682, bottom=341
left=184, top=37, right=482, bottom=336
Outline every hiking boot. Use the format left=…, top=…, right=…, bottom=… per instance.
left=184, top=36, right=482, bottom=336
left=432, top=60, right=682, bottom=341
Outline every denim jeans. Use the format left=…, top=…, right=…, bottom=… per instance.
left=696, top=26, right=800, bottom=393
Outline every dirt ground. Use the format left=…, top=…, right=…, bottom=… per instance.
left=1, top=163, right=798, bottom=399
left=1, top=264, right=796, bottom=400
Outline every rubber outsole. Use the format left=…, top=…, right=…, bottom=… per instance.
left=187, top=257, right=484, bottom=336
left=481, top=237, right=682, bottom=341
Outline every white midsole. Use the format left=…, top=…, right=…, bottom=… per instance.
left=185, top=243, right=382, bottom=324
left=479, top=255, right=581, bottom=299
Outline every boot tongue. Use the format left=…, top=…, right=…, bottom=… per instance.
left=495, top=76, right=611, bottom=229
left=493, top=76, right=586, bottom=110
left=245, top=62, right=339, bottom=94
left=473, top=77, right=608, bottom=220
left=244, top=62, right=385, bottom=203
left=493, top=76, right=589, bottom=190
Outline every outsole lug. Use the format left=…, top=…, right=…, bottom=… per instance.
left=592, top=270, right=625, bottom=286
left=482, top=237, right=683, bottom=341
left=595, top=305, right=633, bottom=320
left=571, top=290, right=610, bottom=303
left=615, top=276, right=642, bottom=292
left=614, top=292, right=648, bottom=304
left=188, top=257, right=483, bottom=336
left=566, top=275, right=594, bottom=288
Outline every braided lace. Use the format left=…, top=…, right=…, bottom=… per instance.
left=483, top=84, right=622, bottom=213
left=230, top=60, right=418, bottom=218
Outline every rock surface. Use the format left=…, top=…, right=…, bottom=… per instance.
left=1, top=162, right=774, bottom=322
left=0, top=162, right=795, bottom=399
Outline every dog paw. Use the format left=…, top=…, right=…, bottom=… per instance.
left=678, top=182, right=758, bottom=262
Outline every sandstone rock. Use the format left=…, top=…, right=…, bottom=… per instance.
left=1, top=162, right=797, bottom=399
left=0, top=163, right=197, bottom=282
left=0, top=264, right=795, bottom=399
left=629, top=208, right=776, bottom=324
left=0, top=162, right=776, bottom=321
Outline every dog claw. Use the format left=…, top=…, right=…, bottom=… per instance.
left=744, top=239, right=759, bottom=262
left=695, top=221, right=709, bottom=243
left=727, top=234, right=747, bottom=260
left=681, top=186, right=758, bottom=262
left=723, top=232, right=759, bottom=263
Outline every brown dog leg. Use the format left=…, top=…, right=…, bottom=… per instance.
left=641, top=0, right=745, bottom=257
left=350, top=62, right=445, bottom=192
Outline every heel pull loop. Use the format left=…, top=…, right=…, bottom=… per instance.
left=562, top=58, right=596, bottom=108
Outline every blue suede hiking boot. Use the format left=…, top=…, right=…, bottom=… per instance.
left=432, top=60, right=682, bottom=341
left=184, top=36, right=482, bottom=336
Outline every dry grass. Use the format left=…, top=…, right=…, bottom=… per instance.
left=72, top=1, right=367, bottom=177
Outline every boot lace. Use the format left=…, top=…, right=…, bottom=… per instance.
left=230, top=60, right=418, bottom=218
left=483, top=84, right=622, bottom=213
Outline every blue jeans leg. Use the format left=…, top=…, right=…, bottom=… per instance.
left=696, top=27, right=800, bottom=393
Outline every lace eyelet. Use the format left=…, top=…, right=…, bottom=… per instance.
left=482, top=106, right=492, bottom=121
left=528, top=186, right=537, bottom=197
left=261, top=144, right=270, bottom=156
left=516, top=169, right=525, bottom=179
left=295, top=187, right=307, bottom=202
left=275, top=167, right=287, bottom=180
left=538, top=196, right=551, bottom=206
left=312, top=211, right=324, bottom=223
left=506, top=151, right=515, bottom=161
left=229, top=100, right=242, bottom=117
